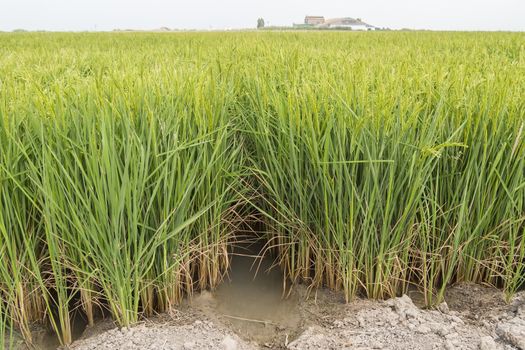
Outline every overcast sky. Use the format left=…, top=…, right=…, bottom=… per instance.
left=1, top=0, right=524, bottom=31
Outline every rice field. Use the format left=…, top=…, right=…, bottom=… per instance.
left=0, top=31, right=524, bottom=347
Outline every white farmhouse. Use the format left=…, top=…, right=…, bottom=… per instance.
left=320, top=17, right=376, bottom=30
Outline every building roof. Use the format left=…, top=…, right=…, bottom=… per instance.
left=304, top=16, right=325, bottom=24
left=301, top=15, right=377, bottom=29
left=323, top=17, right=372, bottom=27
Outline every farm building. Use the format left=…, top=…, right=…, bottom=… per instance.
left=295, top=16, right=377, bottom=30
left=304, top=16, right=325, bottom=25
left=321, top=17, right=376, bottom=30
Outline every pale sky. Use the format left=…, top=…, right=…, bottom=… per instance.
left=0, top=0, right=523, bottom=31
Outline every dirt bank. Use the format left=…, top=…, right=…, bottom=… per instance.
left=288, top=288, right=525, bottom=350
left=62, top=283, right=525, bottom=350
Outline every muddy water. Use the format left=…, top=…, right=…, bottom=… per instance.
left=198, top=239, right=303, bottom=345
left=30, top=312, right=88, bottom=350
left=31, top=239, right=304, bottom=348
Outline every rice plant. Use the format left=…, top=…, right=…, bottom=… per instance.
left=0, top=31, right=523, bottom=347
left=239, top=31, right=525, bottom=304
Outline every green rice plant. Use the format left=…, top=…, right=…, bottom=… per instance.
left=0, top=296, right=13, bottom=350
left=0, top=114, right=49, bottom=345
left=0, top=33, right=246, bottom=345
left=30, top=91, right=243, bottom=330
left=238, top=31, right=525, bottom=304
left=0, top=31, right=523, bottom=347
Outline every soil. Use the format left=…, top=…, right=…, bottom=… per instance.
left=59, top=283, right=525, bottom=350
left=288, top=284, right=525, bottom=350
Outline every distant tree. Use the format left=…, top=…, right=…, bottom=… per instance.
left=257, top=18, right=265, bottom=29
